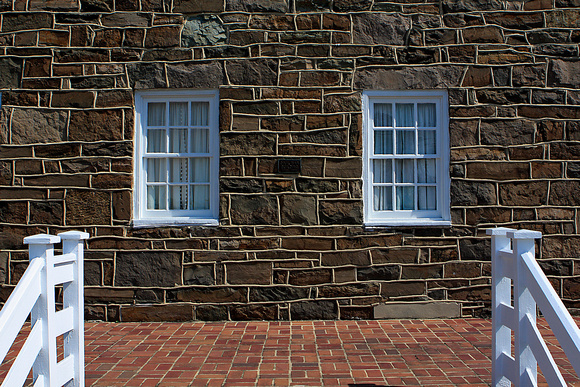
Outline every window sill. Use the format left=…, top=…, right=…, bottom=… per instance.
left=132, top=218, right=219, bottom=228
left=364, top=219, right=452, bottom=227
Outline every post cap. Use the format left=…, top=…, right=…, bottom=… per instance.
left=507, top=230, right=542, bottom=239
left=486, top=227, right=517, bottom=236
left=58, top=231, right=90, bottom=240
left=23, top=234, right=60, bottom=245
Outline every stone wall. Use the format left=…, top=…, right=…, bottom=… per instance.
left=0, top=0, right=580, bottom=321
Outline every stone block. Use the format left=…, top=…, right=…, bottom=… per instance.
left=230, top=195, right=278, bottom=225
left=280, top=195, right=317, bottom=225
left=288, top=269, right=332, bottom=285
left=374, top=302, right=460, bottom=319
left=463, top=26, right=503, bottom=43
left=548, top=60, right=580, bottom=88
left=499, top=181, right=548, bottom=206
left=290, top=300, right=337, bottom=320
left=325, top=158, right=361, bottom=178
left=549, top=181, right=580, bottom=206
left=281, top=237, right=333, bottom=251
left=184, top=264, right=215, bottom=285
left=319, top=200, right=362, bottom=225
left=371, top=249, right=417, bottom=264
left=85, top=288, right=134, bottom=304
left=249, top=15, right=293, bottom=30
left=226, top=59, right=277, bottom=87
left=168, top=287, right=246, bottom=303
left=182, top=16, right=226, bottom=47
left=401, top=264, right=442, bottom=279
left=296, top=0, right=330, bottom=11
left=69, top=110, right=123, bottom=142
left=323, top=93, right=361, bottom=113
left=445, top=262, right=481, bottom=278
left=451, top=180, right=496, bottom=206
left=11, top=109, right=67, bottom=145
left=321, top=250, right=369, bottom=267
left=227, top=0, right=288, bottom=11
left=250, top=286, right=309, bottom=302
left=121, top=305, right=193, bottom=322
left=116, top=251, right=181, bottom=287
left=231, top=305, right=277, bottom=320
left=357, top=265, right=400, bottom=281
left=355, top=65, right=463, bottom=90
left=174, top=0, right=224, bottom=12
left=467, top=162, right=529, bottom=180
left=352, top=13, right=409, bottom=45
left=0, top=201, right=26, bottom=223
left=459, top=239, right=491, bottom=261
left=462, top=66, right=492, bottom=87
left=381, top=282, right=425, bottom=298
left=145, top=26, right=180, bottom=48
left=127, top=63, right=167, bottom=89
left=196, top=305, right=228, bottom=321
left=2, top=13, right=52, bottom=32
left=29, top=201, right=63, bottom=225
left=66, top=190, right=111, bottom=226
left=101, top=13, right=149, bottom=27
left=226, top=261, right=272, bottom=285
left=319, top=283, right=379, bottom=298
left=221, top=132, right=276, bottom=156
left=166, top=61, right=225, bottom=89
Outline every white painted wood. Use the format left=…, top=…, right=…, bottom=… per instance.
left=490, top=227, right=580, bottom=387
left=512, top=234, right=539, bottom=387
left=525, top=316, right=566, bottom=387
left=0, top=322, right=43, bottom=387
left=54, top=356, right=75, bottom=387
left=55, top=307, right=74, bottom=337
left=60, top=231, right=88, bottom=387
left=52, top=263, right=75, bottom=286
left=488, top=227, right=516, bottom=387
left=54, top=252, right=76, bottom=265
left=0, top=258, right=42, bottom=364
left=521, top=251, right=580, bottom=378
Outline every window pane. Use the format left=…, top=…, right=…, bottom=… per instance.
left=396, top=186, right=414, bottom=210
left=169, top=185, right=188, bottom=210
left=146, top=159, right=166, bottom=182
left=372, top=159, right=392, bottom=183
left=192, top=185, right=210, bottom=210
left=418, top=186, right=437, bottom=210
left=169, top=158, right=189, bottom=183
left=418, top=130, right=437, bottom=154
left=191, top=158, right=210, bottom=183
left=395, top=159, right=414, bottom=183
left=147, top=186, right=166, bottom=210
left=147, top=103, right=165, bottom=126
left=374, top=186, right=392, bottom=211
left=191, top=129, right=209, bottom=153
left=191, top=102, right=209, bottom=126
left=374, top=130, right=393, bottom=155
left=417, top=159, right=436, bottom=184
left=396, top=130, right=415, bottom=154
left=147, top=129, right=166, bottom=153
left=396, top=103, right=414, bottom=127
left=374, top=103, right=392, bottom=127
left=169, top=129, right=188, bottom=153
left=418, top=103, right=436, bottom=127
left=169, top=102, right=188, bottom=126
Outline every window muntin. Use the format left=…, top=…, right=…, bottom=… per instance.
left=363, top=91, right=450, bottom=226
left=134, top=91, right=219, bottom=226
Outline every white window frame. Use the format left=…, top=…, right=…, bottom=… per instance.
left=362, top=90, right=451, bottom=226
left=133, top=89, right=219, bottom=227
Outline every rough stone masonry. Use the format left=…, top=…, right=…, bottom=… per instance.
left=0, top=0, right=580, bottom=321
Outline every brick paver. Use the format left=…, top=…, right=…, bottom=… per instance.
left=2, top=318, right=579, bottom=386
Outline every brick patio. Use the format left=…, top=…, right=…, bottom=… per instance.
left=2, top=318, right=579, bottom=386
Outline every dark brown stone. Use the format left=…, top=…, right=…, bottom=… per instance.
left=184, top=264, right=215, bottom=286
left=357, top=265, right=400, bottom=281
left=324, top=93, right=361, bottom=113
left=127, top=63, right=167, bottom=89
left=231, top=305, right=277, bottom=320
left=221, top=132, right=276, bottom=156
left=319, top=200, right=362, bottom=225
left=121, top=305, right=193, bottom=322
left=288, top=269, right=332, bottom=285
left=290, top=300, right=337, bottom=320
left=101, top=13, right=149, bottom=27
left=325, top=159, right=361, bottom=178
left=402, top=264, right=443, bottom=279
left=372, top=249, right=417, bottom=264
left=168, top=287, right=246, bottom=303
left=166, top=61, right=225, bottom=89
left=355, top=66, right=463, bottom=90
left=499, top=181, right=548, bottom=206
left=250, top=286, right=309, bottom=302
left=352, top=13, right=410, bottom=45
left=11, top=109, right=67, bottom=144
left=0, top=202, right=27, bottom=223
left=174, top=0, right=224, bottom=12
left=116, top=251, right=181, bottom=287
left=226, top=261, right=272, bottom=285
left=85, top=288, right=134, bottom=304
left=280, top=195, right=317, bottom=225
left=2, top=13, right=52, bottom=32
left=230, top=195, right=278, bottom=225
left=319, top=283, right=379, bottom=298
left=51, top=91, right=94, bottom=108
left=321, top=250, right=370, bottom=266
left=445, top=262, right=481, bottom=278
left=462, top=66, right=492, bottom=87
left=226, top=59, right=277, bottom=87
left=548, top=60, right=580, bottom=87
left=196, top=305, right=228, bottom=321
left=66, top=190, right=111, bottom=225
left=69, top=110, right=123, bottom=142
left=30, top=201, right=63, bottom=225
left=381, top=282, right=425, bottom=298
left=549, top=181, right=580, bottom=206
left=249, top=15, right=293, bottom=30
left=451, top=180, right=496, bottom=206
left=467, top=162, right=529, bottom=180
left=145, top=26, right=180, bottom=48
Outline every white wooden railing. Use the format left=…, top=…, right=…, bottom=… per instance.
left=0, top=231, right=89, bottom=387
left=488, top=228, right=580, bottom=387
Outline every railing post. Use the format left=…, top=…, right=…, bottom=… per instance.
left=509, top=230, right=542, bottom=387
left=23, top=234, right=60, bottom=387
left=59, top=231, right=89, bottom=387
left=487, top=227, right=516, bottom=387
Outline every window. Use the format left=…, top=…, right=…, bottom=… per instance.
left=133, top=90, right=219, bottom=227
left=362, top=91, right=450, bottom=226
